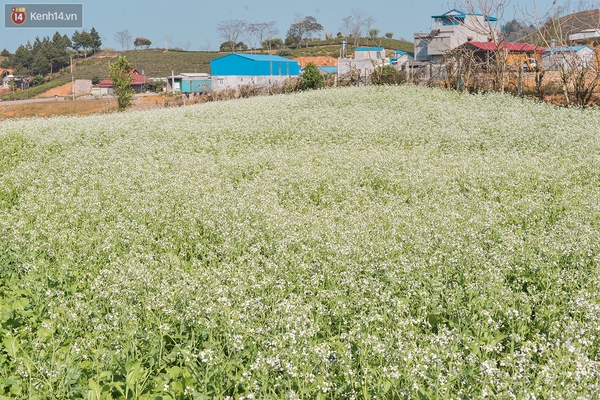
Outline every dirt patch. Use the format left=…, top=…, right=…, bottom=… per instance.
left=295, top=56, right=338, bottom=67
left=0, top=98, right=117, bottom=119
left=38, top=82, right=74, bottom=98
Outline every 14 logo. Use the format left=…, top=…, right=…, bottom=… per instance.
left=11, top=7, right=26, bottom=25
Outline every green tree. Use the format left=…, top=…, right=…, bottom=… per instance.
left=89, top=27, right=102, bottom=53
left=79, top=31, right=94, bottom=57
left=31, top=53, right=50, bottom=76
left=385, top=32, right=393, bottom=39
left=369, top=28, right=380, bottom=38
left=286, top=14, right=323, bottom=48
left=109, top=55, right=135, bottom=111
left=1, top=48, right=9, bottom=57
left=32, top=74, right=46, bottom=86
left=71, top=30, right=82, bottom=56
left=261, top=37, right=283, bottom=49
left=50, top=32, right=71, bottom=72
left=134, top=37, right=152, bottom=49
left=299, top=62, right=324, bottom=90
left=13, top=45, right=33, bottom=72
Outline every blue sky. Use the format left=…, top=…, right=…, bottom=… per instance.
left=2, top=0, right=560, bottom=52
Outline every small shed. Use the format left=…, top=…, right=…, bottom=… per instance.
left=210, top=53, right=301, bottom=91
left=167, top=73, right=211, bottom=93
left=542, top=46, right=595, bottom=70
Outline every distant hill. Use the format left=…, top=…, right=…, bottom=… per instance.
left=523, top=8, right=600, bottom=45
left=0, top=38, right=414, bottom=100
left=68, top=37, right=413, bottom=79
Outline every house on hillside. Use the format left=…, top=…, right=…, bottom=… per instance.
left=414, top=8, right=498, bottom=62
left=92, top=68, right=151, bottom=96
left=210, top=54, right=300, bottom=91
left=542, top=46, right=595, bottom=70
left=569, top=28, right=600, bottom=41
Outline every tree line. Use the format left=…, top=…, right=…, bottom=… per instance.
left=216, top=9, right=390, bottom=53
left=1, top=28, right=101, bottom=78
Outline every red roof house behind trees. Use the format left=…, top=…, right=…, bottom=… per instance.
left=96, top=68, right=151, bottom=93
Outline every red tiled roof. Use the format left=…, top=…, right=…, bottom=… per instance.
left=464, top=42, right=545, bottom=53
left=95, top=68, right=150, bottom=87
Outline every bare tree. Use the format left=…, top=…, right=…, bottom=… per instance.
left=114, top=30, right=132, bottom=51
left=216, top=19, right=247, bottom=53
left=253, top=22, right=280, bottom=52
left=245, top=23, right=261, bottom=53
left=526, top=0, right=600, bottom=105
left=200, top=39, right=212, bottom=52
left=452, top=0, right=513, bottom=93
left=341, top=9, right=376, bottom=46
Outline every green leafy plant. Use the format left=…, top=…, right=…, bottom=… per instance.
left=299, top=62, right=324, bottom=90
left=108, top=55, right=135, bottom=111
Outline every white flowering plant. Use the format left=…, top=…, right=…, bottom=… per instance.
left=0, top=85, right=599, bottom=398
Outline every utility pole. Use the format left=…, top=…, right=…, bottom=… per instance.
left=165, top=36, right=168, bottom=52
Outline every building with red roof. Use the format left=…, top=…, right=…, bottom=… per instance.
left=455, top=41, right=545, bottom=70
left=94, top=68, right=151, bottom=95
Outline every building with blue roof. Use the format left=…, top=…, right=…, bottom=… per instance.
left=542, top=46, right=595, bottom=70
left=414, top=8, right=498, bottom=62
left=338, top=47, right=389, bottom=84
left=210, top=53, right=301, bottom=91
left=393, top=50, right=415, bottom=67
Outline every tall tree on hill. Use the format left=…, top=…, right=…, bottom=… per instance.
left=114, top=30, right=133, bottom=51
left=286, top=14, right=323, bottom=48
left=216, top=19, right=247, bottom=53
left=89, top=27, right=102, bottom=53
left=134, top=37, right=152, bottom=50
left=109, top=55, right=135, bottom=111
left=71, top=30, right=82, bottom=56
left=79, top=31, right=94, bottom=57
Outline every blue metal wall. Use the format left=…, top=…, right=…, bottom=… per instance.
left=211, top=54, right=300, bottom=76
left=181, top=79, right=211, bottom=93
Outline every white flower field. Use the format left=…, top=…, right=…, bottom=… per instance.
left=1, top=85, right=600, bottom=399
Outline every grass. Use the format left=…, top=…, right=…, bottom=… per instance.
left=0, top=77, right=71, bottom=101
left=1, top=85, right=599, bottom=398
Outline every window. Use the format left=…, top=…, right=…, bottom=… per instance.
left=218, top=78, right=224, bottom=85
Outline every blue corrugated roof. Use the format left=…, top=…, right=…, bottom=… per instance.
left=543, top=46, right=592, bottom=52
left=356, top=47, right=384, bottom=51
left=211, top=53, right=295, bottom=63
left=317, top=66, right=338, bottom=74
left=431, top=8, right=497, bottom=21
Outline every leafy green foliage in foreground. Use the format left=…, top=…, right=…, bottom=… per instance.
left=1, top=86, right=600, bottom=398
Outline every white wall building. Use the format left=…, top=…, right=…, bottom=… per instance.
left=542, top=46, right=595, bottom=70
left=338, top=47, right=388, bottom=83
left=414, top=9, right=498, bottom=62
